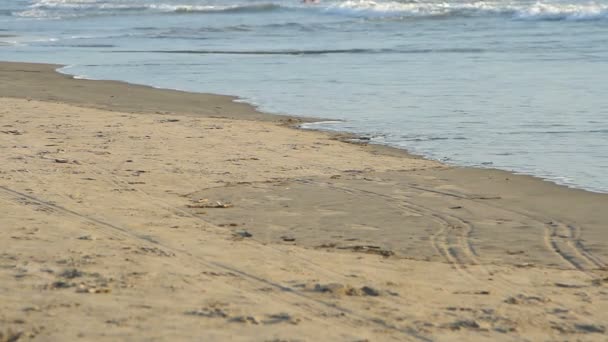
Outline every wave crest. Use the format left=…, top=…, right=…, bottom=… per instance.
left=13, top=0, right=608, bottom=21
left=325, top=0, right=608, bottom=21
left=155, top=3, right=282, bottom=14
left=515, top=2, right=608, bottom=21
left=15, top=1, right=285, bottom=18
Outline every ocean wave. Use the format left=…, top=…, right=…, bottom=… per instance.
left=324, top=0, right=608, bottom=21
left=16, top=1, right=287, bottom=18
left=169, top=3, right=282, bottom=14
left=514, top=2, right=608, bottom=21
left=55, top=43, right=117, bottom=47
left=113, top=48, right=389, bottom=55
left=0, top=35, right=59, bottom=46
left=501, top=129, right=608, bottom=135
left=13, top=0, right=608, bottom=21
left=110, top=47, right=487, bottom=55
left=323, top=0, right=504, bottom=18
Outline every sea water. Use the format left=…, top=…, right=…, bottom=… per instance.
left=1, top=0, right=607, bottom=192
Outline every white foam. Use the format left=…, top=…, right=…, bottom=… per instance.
left=31, top=0, right=99, bottom=6
left=299, top=121, right=344, bottom=129
left=323, top=0, right=505, bottom=18
left=14, top=0, right=285, bottom=18
left=14, top=0, right=608, bottom=21
left=515, top=2, right=608, bottom=21
left=322, top=0, right=608, bottom=21
left=0, top=33, right=59, bottom=46
left=149, top=3, right=282, bottom=13
left=0, top=40, right=18, bottom=46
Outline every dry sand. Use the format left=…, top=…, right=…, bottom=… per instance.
left=1, top=62, right=607, bottom=341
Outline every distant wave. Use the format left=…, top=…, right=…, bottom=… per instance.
left=15, top=1, right=287, bottom=18
left=513, top=2, right=608, bottom=21
left=324, top=0, right=608, bottom=21
left=112, top=47, right=486, bottom=55
left=55, top=44, right=117, bottom=48
left=170, top=3, right=282, bottom=14
left=13, top=0, right=608, bottom=21
left=113, top=48, right=388, bottom=55
left=501, top=129, right=608, bottom=135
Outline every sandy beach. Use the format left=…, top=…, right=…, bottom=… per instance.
left=1, top=61, right=607, bottom=341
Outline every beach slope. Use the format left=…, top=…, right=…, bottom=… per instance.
left=1, top=62, right=607, bottom=341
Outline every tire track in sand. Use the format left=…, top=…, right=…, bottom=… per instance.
left=405, top=185, right=607, bottom=277
left=0, top=182, right=430, bottom=342
left=304, top=180, right=499, bottom=288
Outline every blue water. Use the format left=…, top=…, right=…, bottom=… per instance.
left=1, top=0, right=607, bottom=192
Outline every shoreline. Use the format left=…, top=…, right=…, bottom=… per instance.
left=2, top=60, right=608, bottom=265
left=52, top=63, right=324, bottom=124
left=2, top=61, right=607, bottom=250
left=54, top=61, right=429, bottom=164
left=0, top=61, right=313, bottom=123
left=6, top=60, right=604, bottom=195
left=1, top=61, right=607, bottom=340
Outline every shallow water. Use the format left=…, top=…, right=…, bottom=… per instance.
left=1, top=0, right=607, bottom=192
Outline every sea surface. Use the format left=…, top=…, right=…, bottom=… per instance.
left=1, top=0, right=607, bottom=192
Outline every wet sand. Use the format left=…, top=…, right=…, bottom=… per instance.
left=1, top=61, right=607, bottom=341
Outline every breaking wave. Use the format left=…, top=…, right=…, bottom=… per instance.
left=324, top=0, right=608, bottom=21
left=111, top=47, right=486, bottom=55
left=13, top=0, right=608, bottom=21
left=14, top=1, right=286, bottom=18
